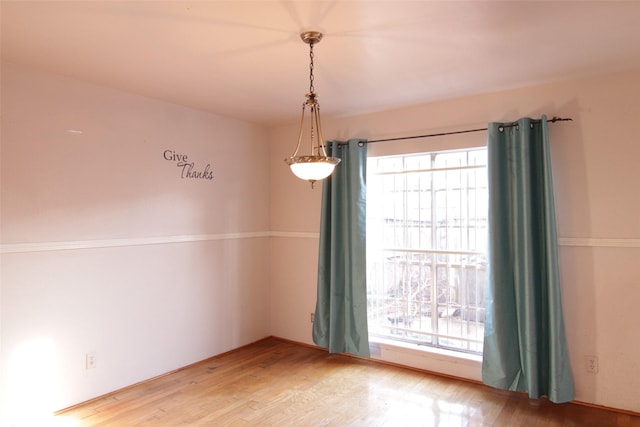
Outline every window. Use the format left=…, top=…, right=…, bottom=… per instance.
left=366, top=147, right=488, bottom=354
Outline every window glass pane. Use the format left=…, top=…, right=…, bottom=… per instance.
left=367, top=147, right=487, bottom=355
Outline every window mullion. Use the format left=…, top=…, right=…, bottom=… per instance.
left=430, top=153, right=439, bottom=345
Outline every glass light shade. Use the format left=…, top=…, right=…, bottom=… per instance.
left=286, top=155, right=341, bottom=182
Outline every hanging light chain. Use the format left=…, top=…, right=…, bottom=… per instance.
left=308, top=41, right=315, bottom=95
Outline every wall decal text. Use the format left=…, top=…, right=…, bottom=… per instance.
left=164, top=150, right=214, bottom=181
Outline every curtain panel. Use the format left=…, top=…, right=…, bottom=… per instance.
left=482, top=116, right=574, bottom=403
left=312, top=139, right=370, bottom=357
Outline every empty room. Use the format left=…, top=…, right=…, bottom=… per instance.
left=1, top=1, right=639, bottom=426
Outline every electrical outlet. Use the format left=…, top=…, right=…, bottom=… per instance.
left=86, top=352, right=97, bottom=370
left=585, top=355, right=598, bottom=374
left=310, top=312, right=315, bottom=323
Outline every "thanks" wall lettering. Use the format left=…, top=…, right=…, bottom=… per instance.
left=164, top=150, right=214, bottom=181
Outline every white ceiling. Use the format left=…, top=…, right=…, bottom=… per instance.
left=2, top=1, right=640, bottom=126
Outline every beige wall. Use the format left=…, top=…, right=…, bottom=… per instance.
left=0, top=62, right=271, bottom=423
left=270, top=69, right=640, bottom=413
left=1, top=61, right=638, bottom=420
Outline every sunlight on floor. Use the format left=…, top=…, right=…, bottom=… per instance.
left=2, top=337, right=78, bottom=427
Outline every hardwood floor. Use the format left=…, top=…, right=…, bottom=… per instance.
left=57, top=337, right=639, bottom=426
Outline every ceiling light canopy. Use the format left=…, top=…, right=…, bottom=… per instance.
left=284, top=31, right=340, bottom=188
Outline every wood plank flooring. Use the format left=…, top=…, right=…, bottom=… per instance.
left=57, top=337, right=640, bottom=426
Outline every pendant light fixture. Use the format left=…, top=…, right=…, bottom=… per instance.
left=284, top=31, right=340, bottom=188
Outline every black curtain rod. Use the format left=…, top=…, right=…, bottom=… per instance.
left=365, top=116, right=573, bottom=144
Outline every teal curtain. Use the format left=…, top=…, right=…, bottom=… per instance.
left=482, top=116, right=574, bottom=403
left=312, top=139, right=370, bottom=357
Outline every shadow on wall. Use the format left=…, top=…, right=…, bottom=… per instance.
left=547, top=101, right=599, bottom=405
